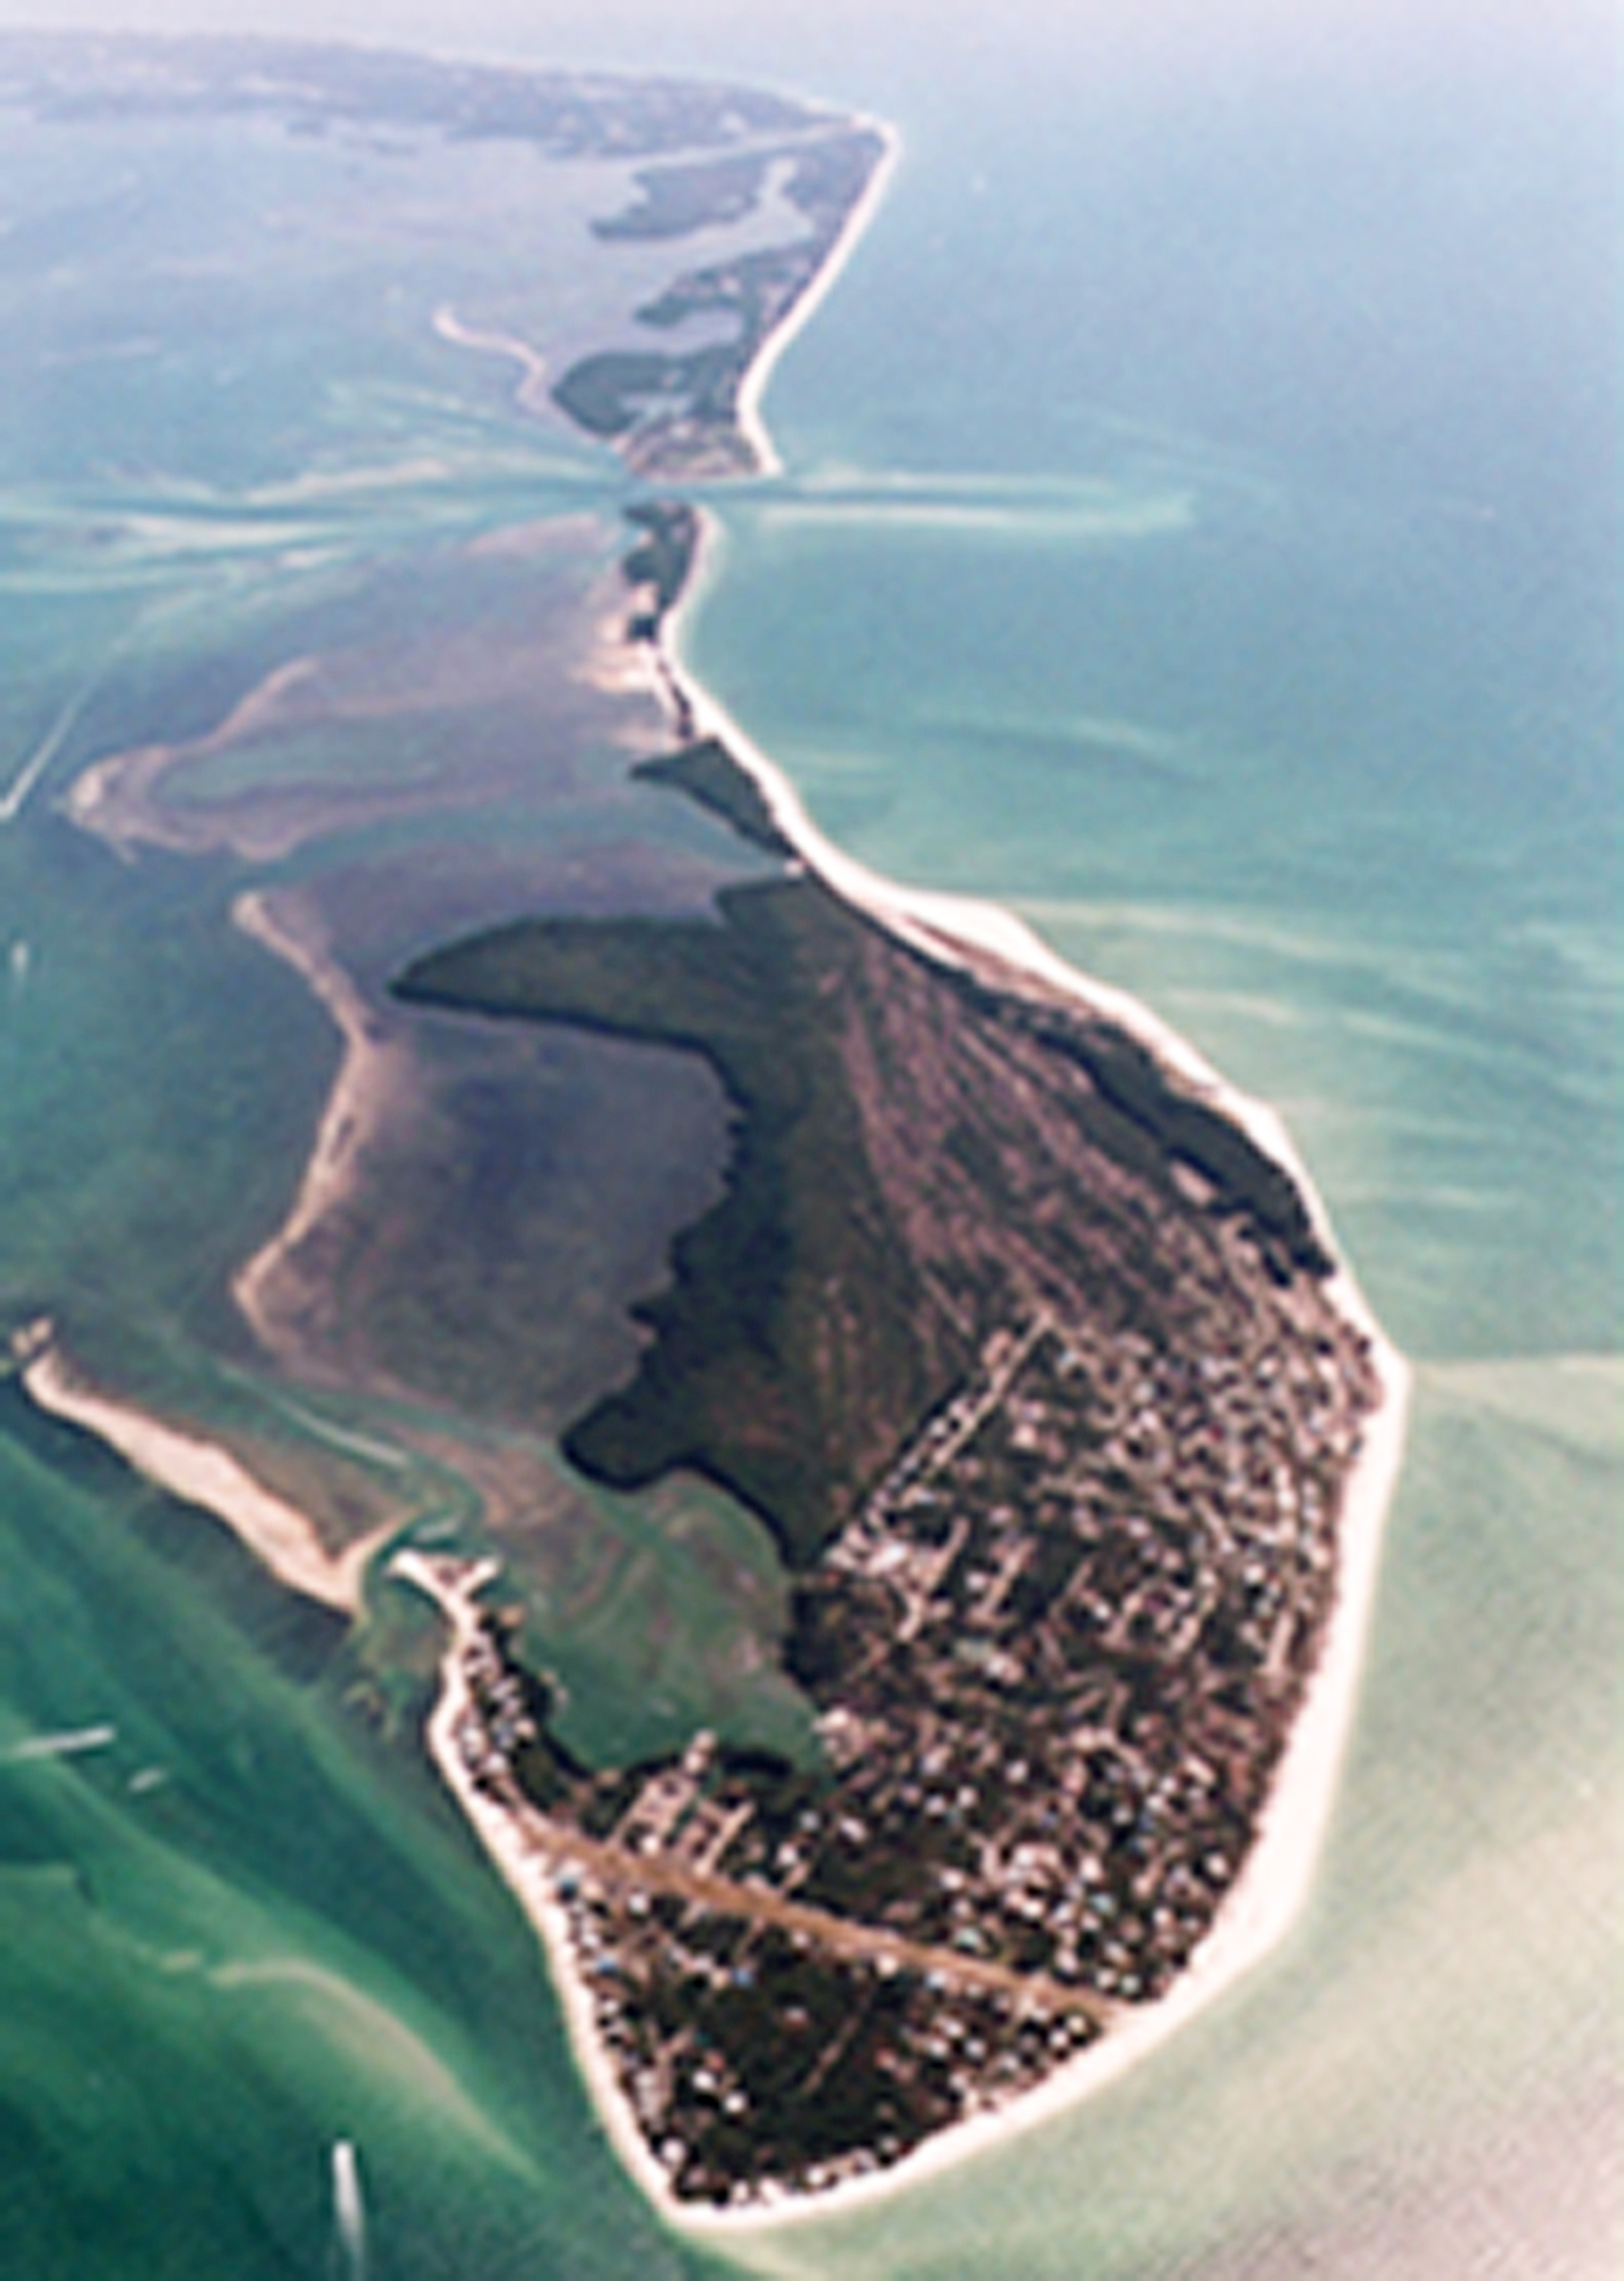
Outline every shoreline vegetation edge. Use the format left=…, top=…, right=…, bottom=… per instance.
left=15, top=81, right=1412, bottom=2237
left=457, top=494, right=1411, bottom=2234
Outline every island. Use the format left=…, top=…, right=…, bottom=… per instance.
left=0, top=31, right=1409, bottom=2233
left=381, top=518, right=1401, bottom=2212
left=554, top=125, right=893, bottom=474
left=0, top=30, right=895, bottom=481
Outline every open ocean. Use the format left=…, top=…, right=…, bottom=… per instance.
left=0, top=4, right=1615, bottom=2274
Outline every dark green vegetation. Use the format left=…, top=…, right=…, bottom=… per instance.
left=397, top=877, right=934, bottom=1567
left=952, top=980, right=1331, bottom=1280
left=631, top=245, right=822, bottom=347
left=554, top=126, right=886, bottom=473
left=552, top=346, right=744, bottom=444
left=394, top=852, right=1340, bottom=1572
left=593, top=152, right=775, bottom=240
left=593, top=131, right=885, bottom=246
left=622, top=501, right=700, bottom=623
left=0, top=39, right=879, bottom=472
left=393, top=720, right=1379, bottom=2200
left=631, top=740, right=795, bottom=857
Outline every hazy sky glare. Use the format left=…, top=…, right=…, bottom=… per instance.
left=0, top=0, right=1603, bottom=108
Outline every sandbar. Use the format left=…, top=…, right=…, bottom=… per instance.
left=15, top=1320, right=383, bottom=1615
left=231, top=887, right=424, bottom=1372
left=431, top=304, right=552, bottom=417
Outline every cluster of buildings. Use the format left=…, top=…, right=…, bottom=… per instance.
left=446, top=1253, right=1376, bottom=2202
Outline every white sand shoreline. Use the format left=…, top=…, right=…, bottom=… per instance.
left=392, top=554, right=1413, bottom=2233
left=396, top=1297, right=1407, bottom=2241
left=733, top=117, right=902, bottom=481
left=389, top=1550, right=683, bottom=2213
left=31, top=85, right=1408, bottom=2226
left=13, top=1321, right=382, bottom=1616
left=500, top=518, right=1415, bottom=2236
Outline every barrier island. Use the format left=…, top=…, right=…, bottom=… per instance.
left=2, top=31, right=1408, bottom=2229
left=388, top=516, right=1401, bottom=2213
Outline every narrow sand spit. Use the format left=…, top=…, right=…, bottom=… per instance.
left=231, top=887, right=424, bottom=1370
left=395, top=570, right=1414, bottom=2223
left=733, top=118, right=902, bottom=480
left=65, top=657, right=322, bottom=857
left=431, top=304, right=552, bottom=417
left=377, top=140, right=1415, bottom=2218
left=15, top=1322, right=383, bottom=1616
left=32, top=95, right=1406, bottom=2217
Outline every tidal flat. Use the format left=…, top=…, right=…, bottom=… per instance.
left=0, top=17, right=1612, bottom=2275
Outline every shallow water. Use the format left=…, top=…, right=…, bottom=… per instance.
left=0, top=15, right=1615, bottom=2276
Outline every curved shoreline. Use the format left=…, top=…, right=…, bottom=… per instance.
left=13, top=1322, right=384, bottom=1616
left=387, top=495, right=1413, bottom=2234
left=733, top=115, right=902, bottom=480
left=389, top=1550, right=685, bottom=2216
left=431, top=303, right=552, bottom=418
left=35, top=70, right=1409, bottom=2227
left=534, top=532, right=1412, bottom=2237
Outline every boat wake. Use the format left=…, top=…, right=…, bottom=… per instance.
left=330, top=2139, right=367, bottom=2281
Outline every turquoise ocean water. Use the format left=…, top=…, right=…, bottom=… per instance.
left=0, top=9, right=1616, bottom=2275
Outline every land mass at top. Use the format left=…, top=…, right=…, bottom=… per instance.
left=0, top=31, right=890, bottom=478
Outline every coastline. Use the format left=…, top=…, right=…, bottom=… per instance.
left=31, top=78, right=1409, bottom=2223
left=389, top=1550, right=683, bottom=2215
left=386, top=543, right=1414, bottom=2231
left=14, top=1322, right=384, bottom=1616
left=395, top=1191, right=1408, bottom=2237
left=688, top=1339, right=1409, bottom=2238
left=498, top=521, right=1411, bottom=2234
left=733, top=116, right=903, bottom=481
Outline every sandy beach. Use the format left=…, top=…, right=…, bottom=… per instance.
left=733, top=117, right=903, bottom=480
left=15, top=1321, right=383, bottom=1616
left=113, top=188, right=1412, bottom=2220
left=431, top=304, right=552, bottom=418
left=32, top=84, right=1408, bottom=2223
left=387, top=581, right=1415, bottom=2225
left=389, top=1551, right=681, bottom=2213
left=396, top=1315, right=1408, bottom=2239
left=447, top=533, right=1414, bottom=2236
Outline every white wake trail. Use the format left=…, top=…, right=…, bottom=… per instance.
left=5, top=1724, right=117, bottom=1763
left=331, top=2139, right=367, bottom=2280
left=0, top=684, right=93, bottom=823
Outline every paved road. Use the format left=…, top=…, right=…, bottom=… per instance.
left=495, top=1770, right=1117, bottom=2027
